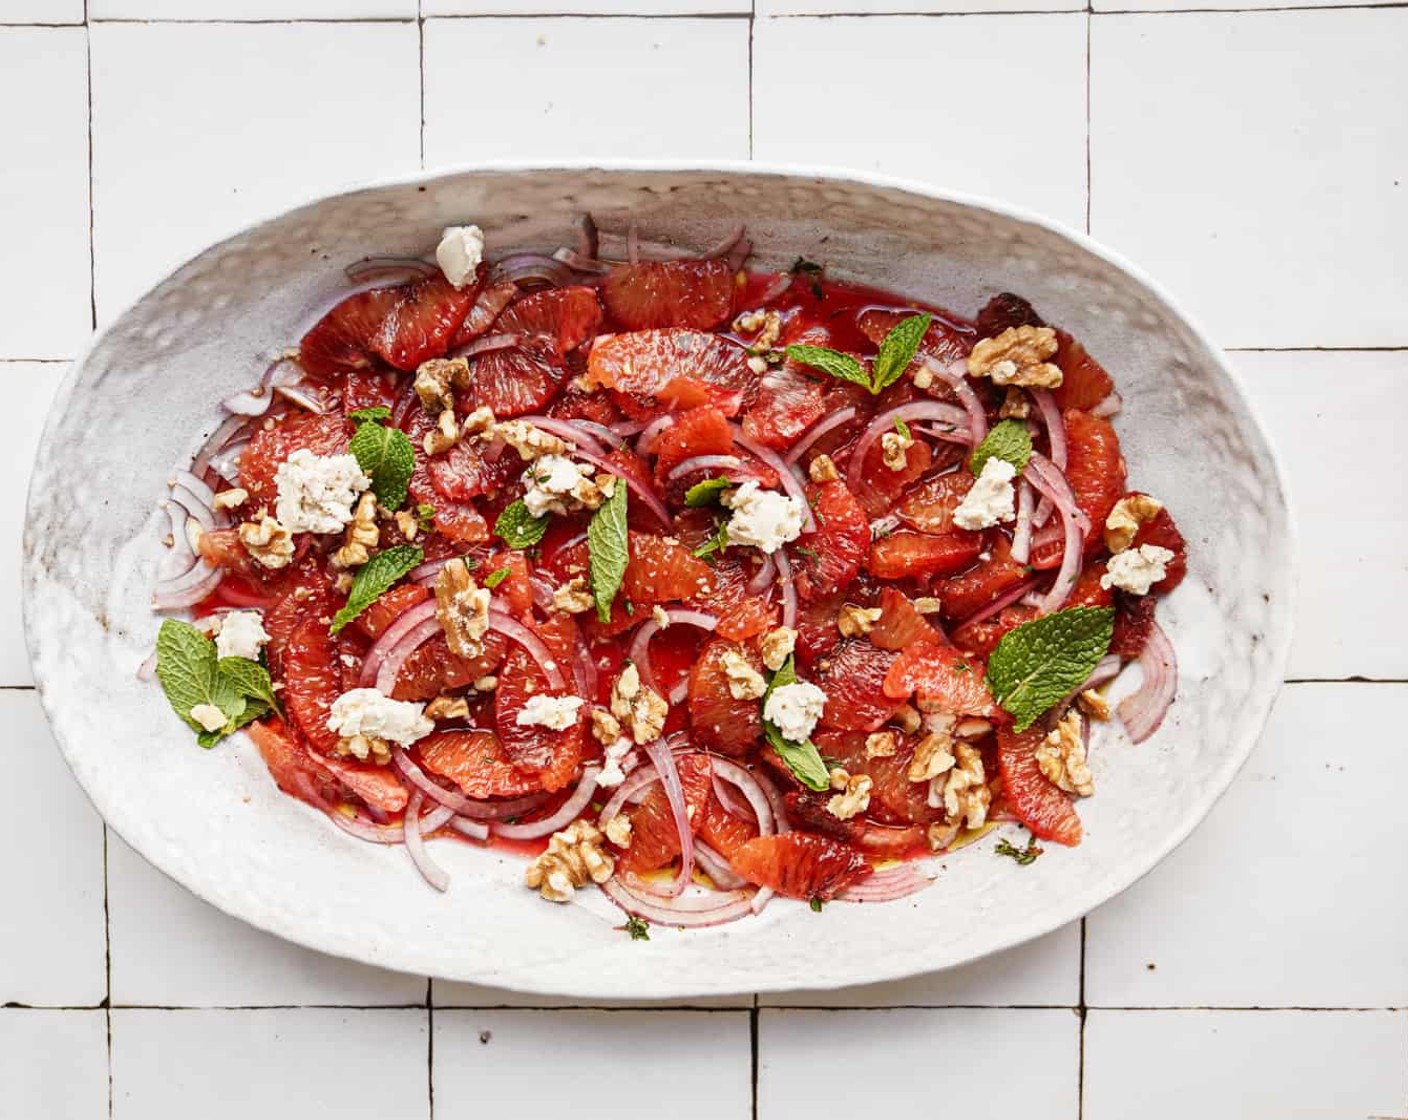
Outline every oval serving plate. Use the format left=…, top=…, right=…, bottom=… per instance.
left=23, top=163, right=1293, bottom=998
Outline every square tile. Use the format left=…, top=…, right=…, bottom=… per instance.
left=1235, top=349, right=1407, bottom=680
left=107, top=832, right=425, bottom=1006
left=0, top=28, right=91, bottom=359
left=112, top=1008, right=428, bottom=1119
left=1084, top=1010, right=1408, bottom=1120
left=91, top=0, right=416, bottom=15
left=2, top=362, right=66, bottom=686
left=90, top=21, right=420, bottom=325
left=422, top=17, right=750, bottom=165
left=0, top=0, right=83, bottom=22
left=1090, top=10, right=1408, bottom=348
left=753, top=15, right=1088, bottom=231
left=761, top=921, right=1080, bottom=1007
left=1095, top=0, right=1393, bottom=9
left=426, top=0, right=745, bottom=12
left=759, top=1008, right=1079, bottom=1116
left=435, top=1010, right=751, bottom=1118
left=0, top=1010, right=109, bottom=1119
left=0, top=692, right=107, bottom=1008
left=1086, top=684, right=1408, bottom=1009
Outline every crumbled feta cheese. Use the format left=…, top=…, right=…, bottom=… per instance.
left=521, top=454, right=604, bottom=518
left=596, top=736, right=633, bottom=788
left=214, top=610, right=270, bottom=661
left=763, top=681, right=828, bottom=743
left=721, top=481, right=806, bottom=554
left=515, top=693, right=585, bottom=731
left=1100, top=544, right=1175, bottom=596
left=274, top=450, right=371, bottom=535
left=189, top=703, right=227, bottom=733
left=952, top=457, right=1017, bottom=531
left=326, top=688, right=433, bottom=746
left=436, top=224, right=485, bottom=290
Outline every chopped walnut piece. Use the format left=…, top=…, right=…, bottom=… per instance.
left=394, top=509, right=420, bottom=542
left=913, top=597, right=943, bottom=615
left=1077, top=689, right=1112, bottom=721
left=604, top=814, right=633, bottom=849
left=880, top=430, right=914, bottom=471
left=758, top=626, right=797, bottom=672
left=908, top=716, right=957, bottom=783
left=609, top=664, right=668, bottom=745
left=434, top=558, right=491, bottom=658
left=425, top=694, right=471, bottom=721
left=826, top=768, right=873, bottom=821
left=460, top=406, right=496, bottom=438
left=334, top=572, right=354, bottom=594
left=473, top=675, right=498, bottom=692
left=422, top=408, right=460, bottom=456
left=652, top=604, right=671, bottom=628
left=1105, top=493, right=1164, bottom=554
left=524, top=821, right=615, bottom=902
left=552, top=575, right=594, bottom=614
left=942, top=741, right=990, bottom=829
left=733, top=308, right=782, bottom=351
left=865, top=730, right=901, bottom=759
left=238, top=510, right=294, bottom=570
left=331, top=492, right=381, bottom=569
left=926, top=820, right=960, bottom=852
left=967, top=325, right=1063, bottom=388
left=414, top=357, right=467, bottom=414
left=1035, top=710, right=1094, bottom=797
left=892, top=703, right=922, bottom=735
left=335, top=732, right=391, bottom=765
left=954, top=717, right=992, bottom=740
left=998, top=387, right=1031, bottom=419
left=808, top=453, right=840, bottom=483
left=720, top=649, right=767, bottom=701
left=492, top=419, right=569, bottom=462
left=212, top=487, right=248, bottom=511
left=837, top=603, right=883, bottom=638
left=591, top=706, right=623, bottom=747
left=912, top=364, right=934, bottom=391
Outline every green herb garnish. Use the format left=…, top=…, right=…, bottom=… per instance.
left=588, top=478, right=629, bottom=623
left=494, top=499, right=550, bottom=550
left=986, top=607, right=1114, bottom=731
left=330, top=545, right=424, bottom=634
left=969, top=418, right=1033, bottom=477
left=349, top=409, right=415, bottom=511
left=785, top=312, right=931, bottom=396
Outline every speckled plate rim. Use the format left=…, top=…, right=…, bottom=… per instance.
left=24, top=159, right=1296, bottom=998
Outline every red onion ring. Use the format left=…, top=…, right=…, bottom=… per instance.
left=598, top=876, right=756, bottom=927
left=490, top=252, right=580, bottom=290
left=728, top=426, right=816, bottom=532
left=392, top=747, right=515, bottom=818
left=1023, top=466, right=1084, bottom=615
left=708, top=758, right=780, bottom=837
left=153, top=564, right=223, bottom=611
left=1118, top=622, right=1176, bottom=743
left=404, top=790, right=450, bottom=891
left=847, top=400, right=970, bottom=479
left=408, top=557, right=451, bottom=586
left=569, top=451, right=672, bottom=527
left=1026, top=451, right=1090, bottom=536
left=551, top=246, right=611, bottom=275
left=452, top=332, right=521, bottom=361
left=517, top=415, right=608, bottom=455
left=326, top=800, right=454, bottom=846
left=488, top=609, right=568, bottom=690
left=710, top=772, right=757, bottom=824
left=643, top=739, right=697, bottom=899
left=274, top=382, right=332, bottom=415
left=490, top=766, right=601, bottom=841
left=746, top=553, right=776, bottom=596
left=598, top=763, right=661, bottom=826
left=665, top=454, right=741, bottom=482
left=953, top=575, right=1040, bottom=634
left=773, top=549, right=798, bottom=631
left=635, top=415, right=675, bottom=457
left=191, top=413, right=260, bottom=481
left=1010, top=478, right=1036, bottom=565
left=1029, top=388, right=1067, bottom=529
left=837, top=864, right=933, bottom=903
left=448, top=816, right=491, bottom=841
left=573, top=420, right=629, bottom=452
left=755, top=271, right=793, bottom=305
left=693, top=839, right=749, bottom=890
left=1091, top=392, right=1123, bottom=419
left=924, top=357, right=989, bottom=448
left=783, top=406, right=859, bottom=467
left=629, top=609, right=719, bottom=696
left=609, top=418, right=648, bottom=437
left=344, top=256, right=436, bottom=284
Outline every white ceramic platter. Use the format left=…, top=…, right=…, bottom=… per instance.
left=23, top=163, right=1293, bottom=998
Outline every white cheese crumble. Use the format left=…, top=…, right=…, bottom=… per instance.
left=515, top=693, right=585, bottom=731
left=274, top=450, right=371, bottom=535
left=189, top=703, right=227, bottom=733
left=325, top=688, right=433, bottom=746
left=952, top=457, right=1018, bottom=531
left=522, top=454, right=595, bottom=518
left=213, top=610, right=270, bottom=662
left=596, top=737, right=633, bottom=788
left=721, top=481, right=806, bottom=554
left=436, top=224, right=485, bottom=290
left=1100, top=544, right=1175, bottom=596
left=763, top=681, right=828, bottom=743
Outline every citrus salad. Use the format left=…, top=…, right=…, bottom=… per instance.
left=149, top=218, right=1184, bottom=930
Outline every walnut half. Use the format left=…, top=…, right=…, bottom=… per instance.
left=1035, top=710, right=1094, bottom=797
left=434, top=558, right=490, bottom=658
left=331, top=492, right=380, bottom=570
left=525, top=821, right=615, bottom=902
left=238, top=510, right=294, bottom=570
left=967, top=325, right=1063, bottom=389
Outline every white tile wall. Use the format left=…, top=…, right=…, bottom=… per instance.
left=9, top=4, right=1408, bottom=1116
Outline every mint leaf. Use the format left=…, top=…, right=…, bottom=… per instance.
left=483, top=567, right=510, bottom=589
left=217, top=656, right=280, bottom=714
left=349, top=414, right=415, bottom=511
left=495, top=499, right=549, bottom=550
left=995, top=835, right=1043, bottom=865
left=156, top=620, right=246, bottom=742
left=871, top=313, right=931, bottom=393
left=588, top=478, right=629, bottom=623
left=761, top=656, right=830, bottom=792
left=416, top=502, right=436, bottom=532
left=784, top=344, right=871, bottom=390
left=893, top=417, right=911, bottom=440
left=691, top=520, right=729, bottom=561
left=348, top=405, right=392, bottom=424
left=684, top=476, right=733, bottom=508
left=970, top=418, right=1033, bottom=477
left=330, top=544, right=424, bottom=634
left=986, top=607, right=1115, bottom=731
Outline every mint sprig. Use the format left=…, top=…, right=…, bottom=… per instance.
left=684, top=476, right=734, bottom=508
left=494, top=499, right=549, bottom=549
left=330, top=544, right=423, bottom=634
left=785, top=312, right=932, bottom=396
left=691, top=520, right=729, bottom=562
left=986, top=607, right=1114, bottom=731
left=588, top=477, right=629, bottom=624
left=761, top=655, right=830, bottom=792
left=155, top=620, right=280, bottom=748
left=349, top=409, right=415, bottom=511
left=970, top=418, right=1032, bottom=477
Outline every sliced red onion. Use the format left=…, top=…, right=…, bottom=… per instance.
left=1029, top=388, right=1067, bottom=529
left=609, top=418, right=648, bottom=437
left=490, top=766, right=601, bottom=841
left=598, top=763, right=661, bottom=826
left=572, top=420, right=628, bottom=452
left=847, top=400, right=971, bottom=479
left=192, top=413, right=259, bottom=480
left=518, top=415, right=608, bottom=455
left=774, top=550, right=798, bottom=631
left=1118, top=622, right=1177, bottom=743
left=206, top=440, right=248, bottom=484
left=665, top=454, right=741, bottom=482
left=488, top=609, right=568, bottom=690
left=729, top=426, right=816, bottom=531
left=643, top=740, right=696, bottom=899
left=551, top=246, right=611, bottom=275
left=783, top=406, right=859, bottom=467
left=344, top=256, right=435, bottom=284
left=222, top=385, right=272, bottom=416
left=837, top=865, right=934, bottom=903
left=669, top=679, right=690, bottom=706
left=360, top=599, right=438, bottom=688
left=1083, top=653, right=1123, bottom=692
left=953, top=575, right=1040, bottom=633
left=404, top=790, right=450, bottom=891
left=710, top=773, right=757, bottom=825
left=755, top=271, right=793, bottom=305
left=490, top=252, right=579, bottom=290
left=326, top=800, right=454, bottom=846
left=1010, top=479, right=1037, bottom=565
left=1026, top=451, right=1091, bottom=536
left=751, top=887, right=774, bottom=915
left=1091, top=392, right=1123, bottom=419
left=373, top=616, right=441, bottom=695
left=924, top=357, right=989, bottom=448
left=693, top=839, right=749, bottom=890
left=598, top=876, right=756, bottom=927
left=449, top=815, right=490, bottom=841
left=393, top=747, right=510, bottom=818
left=634, top=415, right=676, bottom=457
left=157, top=500, right=197, bottom=579
left=626, top=223, right=640, bottom=264
left=746, top=553, right=776, bottom=596
left=570, top=450, right=672, bottom=526
left=274, top=382, right=333, bottom=414
left=575, top=636, right=598, bottom=701
left=452, top=332, right=521, bottom=361
left=408, top=557, right=452, bottom=586
left=912, top=423, right=976, bottom=446
left=698, top=224, right=746, bottom=261
left=153, top=561, right=223, bottom=611
left=136, top=649, right=158, bottom=681
left=629, top=610, right=719, bottom=696
left=708, top=758, right=779, bottom=837
left=1024, top=463, right=1085, bottom=615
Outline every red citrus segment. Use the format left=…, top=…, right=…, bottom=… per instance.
left=416, top=729, right=542, bottom=799
left=390, top=632, right=500, bottom=701
left=353, top=583, right=430, bottom=640
left=868, top=587, right=940, bottom=651
left=730, top=833, right=872, bottom=900
left=688, top=638, right=764, bottom=756
left=697, top=790, right=760, bottom=860
left=851, top=437, right=934, bottom=520
left=248, top=718, right=339, bottom=808
left=1133, top=506, right=1188, bottom=593
left=817, top=639, right=900, bottom=732
left=299, top=286, right=404, bottom=380
left=497, top=286, right=603, bottom=354
left=857, top=307, right=972, bottom=366
left=341, top=369, right=397, bottom=416
left=1111, top=591, right=1157, bottom=659
left=318, top=755, right=410, bottom=813
left=493, top=616, right=585, bottom=791
left=425, top=437, right=518, bottom=502
left=451, top=274, right=515, bottom=346
left=586, top=329, right=754, bottom=409
left=952, top=604, right=1037, bottom=658
left=867, top=530, right=983, bottom=581
left=281, top=616, right=344, bottom=756
left=815, top=730, right=942, bottom=827
left=896, top=472, right=974, bottom=535
left=740, top=361, right=829, bottom=450
left=792, top=480, right=869, bottom=604
left=651, top=406, right=734, bottom=483
left=883, top=639, right=998, bottom=717
left=460, top=346, right=562, bottom=417
left=931, top=536, right=1029, bottom=622
left=485, top=549, right=534, bottom=618
left=794, top=594, right=843, bottom=668
left=716, top=596, right=779, bottom=642
left=996, top=725, right=1082, bottom=846
left=618, top=753, right=713, bottom=875
left=601, top=258, right=736, bottom=331
left=1063, top=409, right=1126, bottom=552
left=237, top=411, right=351, bottom=510
left=624, top=534, right=716, bottom=604
left=1066, top=564, right=1115, bottom=611
left=1052, top=329, right=1115, bottom=412
left=373, top=274, right=477, bottom=371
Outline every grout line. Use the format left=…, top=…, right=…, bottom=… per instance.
left=749, top=1000, right=760, bottom=1120
left=5, top=1000, right=1406, bottom=1011
left=1078, top=918, right=1088, bottom=1118
left=426, top=978, right=435, bottom=1120
left=1285, top=677, right=1408, bottom=685
left=0, top=358, right=73, bottom=364
left=85, top=16, right=417, bottom=25
left=1092, top=2, right=1408, bottom=12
